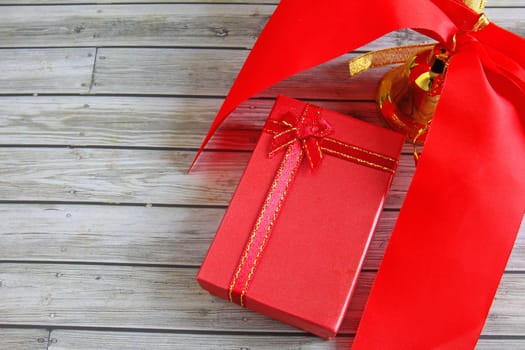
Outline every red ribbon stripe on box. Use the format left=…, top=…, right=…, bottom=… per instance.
left=228, top=103, right=398, bottom=307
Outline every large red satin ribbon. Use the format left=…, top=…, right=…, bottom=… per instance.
left=196, top=0, right=525, bottom=347
left=353, top=25, right=525, bottom=349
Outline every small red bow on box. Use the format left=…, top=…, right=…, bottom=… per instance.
left=265, top=104, right=398, bottom=172
left=268, top=106, right=333, bottom=169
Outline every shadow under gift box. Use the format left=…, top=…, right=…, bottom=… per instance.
left=197, top=95, right=404, bottom=339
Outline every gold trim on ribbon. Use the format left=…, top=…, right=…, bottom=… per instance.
left=321, top=147, right=395, bottom=173
left=268, top=138, right=296, bottom=157
left=324, top=137, right=397, bottom=162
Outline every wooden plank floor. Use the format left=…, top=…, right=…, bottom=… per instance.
left=0, top=1, right=523, bottom=349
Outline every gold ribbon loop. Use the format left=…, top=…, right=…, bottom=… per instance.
left=348, top=44, right=436, bottom=77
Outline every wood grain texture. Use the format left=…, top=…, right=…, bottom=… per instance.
left=0, top=96, right=231, bottom=148
left=5, top=29, right=523, bottom=98
left=44, top=330, right=525, bottom=350
left=0, top=204, right=224, bottom=266
left=91, top=49, right=384, bottom=99
left=0, top=0, right=279, bottom=3
left=0, top=96, right=423, bottom=153
left=1, top=204, right=523, bottom=271
left=91, top=48, right=248, bottom=96
left=0, top=148, right=244, bottom=206
left=476, top=339, right=525, bottom=349
left=0, top=148, right=415, bottom=208
left=0, top=48, right=95, bottom=94
left=0, top=5, right=272, bottom=49
left=48, top=330, right=352, bottom=350
left=0, top=6, right=521, bottom=49
left=0, top=263, right=298, bottom=332
left=0, top=0, right=521, bottom=5
left=1, top=329, right=50, bottom=350
left=0, top=264, right=522, bottom=336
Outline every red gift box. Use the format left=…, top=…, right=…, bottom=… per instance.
left=197, top=95, right=404, bottom=339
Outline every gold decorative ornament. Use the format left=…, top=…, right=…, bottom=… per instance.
left=376, top=45, right=450, bottom=145
left=373, top=0, right=487, bottom=146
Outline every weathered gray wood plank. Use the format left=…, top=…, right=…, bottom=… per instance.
left=0, top=264, right=522, bottom=335
left=0, top=96, right=333, bottom=148
left=0, top=5, right=272, bottom=49
left=92, top=48, right=247, bottom=96
left=0, top=96, right=231, bottom=148
left=0, top=148, right=244, bottom=205
left=48, top=330, right=352, bottom=350
left=482, top=272, right=525, bottom=336
left=0, top=0, right=278, bottom=3
left=7, top=33, right=524, bottom=98
left=0, top=263, right=298, bottom=332
left=0, top=204, right=224, bottom=266
left=44, top=330, right=525, bottom=350
left=485, top=7, right=525, bottom=35
left=0, top=5, right=521, bottom=49
left=1, top=329, right=50, bottom=350
left=1, top=205, right=523, bottom=272
left=96, top=36, right=521, bottom=98
left=91, top=49, right=384, bottom=99
left=0, top=148, right=414, bottom=208
left=477, top=339, right=525, bottom=349
left=0, top=48, right=94, bottom=94
left=0, top=96, right=424, bottom=152
left=0, top=0, right=521, bottom=5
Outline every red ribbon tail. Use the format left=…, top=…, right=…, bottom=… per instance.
left=304, top=138, right=323, bottom=169
left=353, top=39, right=525, bottom=349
